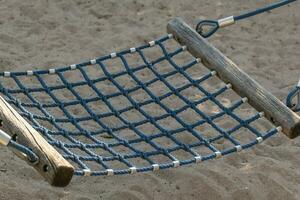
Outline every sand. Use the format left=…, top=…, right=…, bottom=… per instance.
left=0, top=0, right=300, bottom=199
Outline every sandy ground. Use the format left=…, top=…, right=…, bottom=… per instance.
left=0, top=0, right=300, bottom=200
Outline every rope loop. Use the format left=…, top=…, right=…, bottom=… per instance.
left=7, top=140, right=39, bottom=165
left=0, top=128, right=39, bottom=164
left=286, top=80, right=300, bottom=112
left=7, top=140, right=39, bottom=164
left=196, top=20, right=219, bottom=38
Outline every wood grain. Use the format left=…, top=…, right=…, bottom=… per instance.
left=167, top=17, right=300, bottom=138
left=0, top=96, right=74, bottom=186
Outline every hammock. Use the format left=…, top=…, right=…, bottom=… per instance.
left=0, top=18, right=299, bottom=187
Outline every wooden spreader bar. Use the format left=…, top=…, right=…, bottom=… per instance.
left=0, top=96, right=74, bottom=187
left=167, top=17, right=300, bottom=138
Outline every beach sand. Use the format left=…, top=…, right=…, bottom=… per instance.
left=0, top=0, right=300, bottom=199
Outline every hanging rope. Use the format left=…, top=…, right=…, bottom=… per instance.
left=196, top=0, right=297, bottom=38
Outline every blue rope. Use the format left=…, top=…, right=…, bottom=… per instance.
left=286, top=81, right=300, bottom=112
left=7, top=140, right=39, bottom=163
left=234, top=0, right=296, bottom=21
left=196, top=0, right=297, bottom=38
left=0, top=35, right=279, bottom=176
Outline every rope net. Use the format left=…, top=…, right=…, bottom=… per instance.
left=0, top=35, right=279, bottom=176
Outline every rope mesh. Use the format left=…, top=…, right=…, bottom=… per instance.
left=0, top=35, right=279, bottom=176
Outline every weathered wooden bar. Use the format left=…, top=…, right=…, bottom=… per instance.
left=167, top=17, right=300, bottom=138
left=0, top=96, right=74, bottom=187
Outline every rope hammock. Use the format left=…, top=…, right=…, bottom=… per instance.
left=0, top=33, right=281, bottom=175
left=0, top=1, right=298, bottom=187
